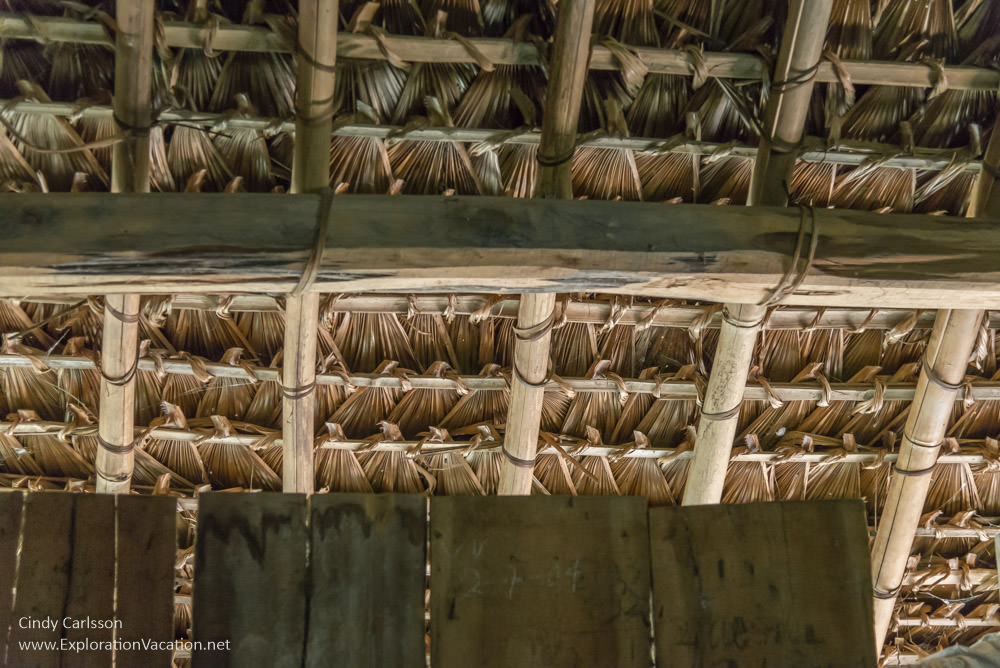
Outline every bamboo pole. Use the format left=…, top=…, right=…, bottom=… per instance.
left=282, top=0, right=337, bottom=494
left=95, top=0, right=154, bottom=494
left=871, top=117, right=1000, bottom=649
left=498, top=0, right=593, bottom=495
left=683, top=0, right=831, bottom=506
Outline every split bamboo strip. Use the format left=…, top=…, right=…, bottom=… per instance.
left=0, top=13, right=996, bottom=91
left=280, top=0, right=338, bottom=494
left=871, top=113, right=1000, bottom=649
left=95, top=0, right=154, bottom=494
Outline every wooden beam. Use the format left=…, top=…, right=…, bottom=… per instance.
left=4, top=195, right=1000, bottom=307
left=498, top=0, right=593, bottom=495
left=683, top=0, right=832, bottom=505
left=0, top=13, right=996, bottom=91
left=281, top=0, right=338, bottom=494
left=94, top=0, right=153, bottom=494
left=871, top=117, right=1000, bottom=649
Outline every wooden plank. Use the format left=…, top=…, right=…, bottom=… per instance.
left=4, top=194, right=1000, bottom=308
left=116, top=495, right=176, bottom=667
left=5, top=493, right=74, bottom=668
left=0, top=492, right=23, bottom=662
left=192, top=492, right=309, bottom=668
left=649, top=500, right=875, bottom=667
left=430, top=496, right=651, bottom=668
left=0, top=14, right=996, bottom=91
left=306, top=494, right=426, bottom=668
left=62, top=494, right=115, bottom=668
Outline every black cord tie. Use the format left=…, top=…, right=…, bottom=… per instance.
left=920, top=361, right=963, bottom=392
left=104, top=300, right=140, bottom=324
left=98, top=435, right=135, bottom=455
left=700, top=403, right=743, bottom=422
left=502, top=447, right=536, bottom=469
left=872, top=584, right=902, bottom=600
left=892, top=463, right=937, bottom=477
left=281, top=382, right=316, bottom=400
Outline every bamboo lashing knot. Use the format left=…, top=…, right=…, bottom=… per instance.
left=920, top=360, right=964, bottom=392
left=722, top=305, right=766, bottom=329
left=699, top=402, right=743, bottom=422
left=873, top=583, right=903, bottom=600
left=97, top=434, right=135, bottom=455
left=291, top=186, right=333, bottom=296
left=759, top=204, right=819, bottom=306
left=502, top=446, right=536, bottom=469
left=104, top=299, right=140, bottom=324
left=892, top=463, right=937, bottom=478
left=513, top=305, right=558, bottom=342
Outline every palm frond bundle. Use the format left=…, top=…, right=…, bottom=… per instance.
left=143, top=402, right=208, bottom=487
left=635, top=364, right=699, bottom=448
left=167, top=123, right=234, bottom=192
left=314, top=423, right=372, bottom=493
left=482, top=0, right=555, bottom=37
left=0, top=42, right=49, bottom=98
left=561, top=360, right=627, bottom=443
left=572, top=101, right=643, bottom=201
left=328, top=360, right=405, bottom=438
left=440, top=363, right=509, bottom=430
left=974, top=437, right=1000, bottom=515
left=419, top=427, right=484, bottom=495
left=806, top=434, right=863, bottom=501
left=406, top=300, right=460, bottom=371
left=235, top=308, right=284, bottom=366
left=790, top=162, right=838, bottom=207
left=839, top=364, right=918, bottom=445
left=56, top=337, right=100, bottom=420
left=551, top=320, right=599, bottom=378
left=197, top=416, right=281, bottom=490
left=698, top=155, right=753, bottom=205
left=610, top=367, right=660, bottom=444
left=739, top=364, right=822, bottom=449
left=164, top=306, right=247, bottom=361
left=610, top=431, right=675, bottom=506
left=45, top=38, right=114, bottom=102
left=73, top=102, right=115, bottom=173
left=926, top=438, right=982, bottom=514
left=209, top=48, right=295, bottom=118
left=0, top=299, right=54, bottom=350
left=211, top=105, right=274, bottom=192
left=195, top=348, right=258, bottom=420
left=722, top=434, right=776, bottom=504
left=170, top=45, right=223, bottom=112
left=636, top=149, right=699, bottom=202
left=1, top=340, right=63, bottom=420
left=329, top=133, right=395, bottom=193
left=12, top=412, right=92, bottom=478
left=598, top=319, right=639, bottom=377
left=874, top=0, right=957, bottom=61
left=333, top=311, right=418, bottom=372
left=391, top=57, right=474, bottom=124
left=2, top=82, right=107, bottom=191
left=358, top=420, right=427, bottom=492
left=640, top=323, right=694, bottom=371
left=387, top=361, right=464, bottom=438
left=161, top=353, right=213, bottom=418
left=533, top=436, right=577, bottom=495
left=244, top=354, right=283, bottom=429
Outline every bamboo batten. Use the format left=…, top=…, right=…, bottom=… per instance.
left=282, top=0, right=338, bottom=494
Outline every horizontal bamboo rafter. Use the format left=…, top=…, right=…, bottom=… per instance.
left=0, top=13, right=996, bottom=91
left=4, top=194, right=1000, bottom=307
left=1, top=99, right=982, bottom=174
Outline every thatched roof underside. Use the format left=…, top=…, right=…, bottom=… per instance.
left=0, top=0, right=999, bottom=664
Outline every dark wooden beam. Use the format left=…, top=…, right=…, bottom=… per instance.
left=1, top=194, right=999, bottom=308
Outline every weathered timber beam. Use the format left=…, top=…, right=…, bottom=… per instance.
left=498, top=0, right=593, bottom=496
left=4, top=194, right=1000, bottom=307
left=0, top=99, right=981, bottom=174
left=684, top=0, right=831, bottom=506
left=95, top=0, right=154, bottom=494
left=281, top=0, right=337, bottom=494
left=0, top=13, right=996, bottom=91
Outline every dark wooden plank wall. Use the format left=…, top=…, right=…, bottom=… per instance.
left=649, top=499, right=875, bottom=668
left=0, top=492, right=176, bottom=668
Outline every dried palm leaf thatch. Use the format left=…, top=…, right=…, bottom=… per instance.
left=405, top=298, right=461, bottom=371
left=244, top=354, right=282, bottom=429
left=164, top=306, right=248, bottom=361
left=162, top=353, right=213, bottom=418
left=551, top=320, right=599, bottom=378
left=839, top=363, right=918, bottom=445
left=0, top=42, right=49, bottom=99
left=573, top=100, right=643, bottom=201
left=2, top=82, right=107, bottom=191
left=610, top=431, right=675, bottom=506
left=497, top=143, right=538, bottom=198
left=916, top=510, right=989, bottom=560
left=949, top=371, right=1000, bottom=439
left=143, top=402, right=208, bottom=487
left=144, top=124, right=178, bottom=192
left=808, top=326, right=846, bottom=381
left=235, top=308, right=284, bottom=367
left=329, top=132, right=395, bottom=193
left=11, top=412, right=92, bottom=478
left=418, top=426, right=484, bottom=495
left=598, top=319, right=639, bottom=377
left=444, top=308, right=484, bottom=373
left=336, top=10, right=408, bottom=121
left=636, top=150, right=699, bottom=202
left=391, top=42, right=475, bottom=125
left=0, top=127, right=37, bottom=190
left=73, top=102, right=115, bottom=173
left=440, top=363, right=509, bottom=429
left=874, top=0, right=957, bottom=61
left=482, top=0, right=555, bottom=37
left=740, top=364, right=826, bottom=449
left=456, top=423, right=503, bottom=493
left=698, top=155, right=752, bottom=205
left=314, top=422, right=372, bottom=493
left=926, top=437, right=983, bottom=514
left=722, top=435, right=776, bottom=504
left=132, top=342, right=166, bottom=426
left=170, top=44, right=223, bottom=112
left=328, top=360, right=406, bottom=438
left=358, top=420, right=427, bottom=492
left=635, top=364, right=699, bottom=448
left=572, top=453, right=622, bottom=496
left=333, top=311, right=418, bottom=372
left=790, top=161, right=838, bottom=208
left=0, top=430, right=44, bottom=476
left=197, top=415, right=281, bottom=490
left=167, top=123, right=234, bottom=192
left=561, top=360, right=628, bottom=442
left=211, top=105, right=274, bottom=192
left=0, top=299, right=54, bottom=350
left=831, top=161, right=915, bottom=212
left=1, top=340, right=62, bottom=420
left=530, top=450, right=575, bottom=494
left=640, top=322, right=694, bottom=372
left=388, top=98, right=485, bottom=195
left=453, top=62, right=546, bottom=130
left=974, top=437, right=1000, bottom=514
left=56, top=337, right=100, bottom=419
left=628, top=71, right=691, bottom=138
left=209, top=49, right=295, bottom=118
left=195, top=348, right=258, bottom=420
left=914, top=164, right=976, bottom=216
left=757, top=328, right=808, bottom=382
left=610, top=367, right=660, bottom=444
left=827, top=0, right=873, bottom=59
left=958, top=0, right=1000, bottom=53
left=772, top=431, right=813, bottom=501
left=881, top=318, right=929, bottom=373
left=314, top=353, right=353, bottom=430
left=595, top=0, right=659, bottom=45
left=387, top=361, right=465, bottom=438
left=45, top=39, right=114, bottom=102
left=806, top=433, right=863, bottom=501
left=422, top=0, right=485, bottom=35
left=657, top=423, right=693, bottom=499
left=796, top=365, right=882, bottom=436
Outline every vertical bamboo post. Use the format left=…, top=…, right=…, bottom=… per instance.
left=282, top=0, right=337, bottom=494
left=95, top=0, right=154, bottom=494
left=683, top=0, right=832, bottom=506
left=870, top=115, right=1000, bottom=650
left=498, top=0, right=594, bottom=495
